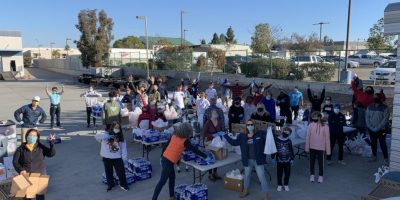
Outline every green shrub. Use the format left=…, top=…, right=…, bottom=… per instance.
left=124, top=62, right=147, bottom=68
left=301, top=63, right=336, bottom=82
left=240, top=58, right=291, bottom=79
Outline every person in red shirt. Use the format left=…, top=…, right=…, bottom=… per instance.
left=226, top=80, right=251, bottom=99
left=137, top=106, right=152, bottom=129
left=351, top=80, right=386, bottom=108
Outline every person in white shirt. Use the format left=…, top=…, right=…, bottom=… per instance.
left=173, top=85, right=185, bottom=110
left=205, top=82, right=217, bottom=101
left=243, top=96, right=256, bottom=122
left=196, top=92, right=210, bottom=128
left=80, top=85, right=102, bottom=128
left=95, top=122, right=129, bottom=192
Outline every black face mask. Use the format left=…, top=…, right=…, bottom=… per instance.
left=374, top=98, right=381, bottom=103
left=313, top=95, right=318, bottom=99
left=257, top=108, right=263, bottom=112
left=282, top=132, right=289, bottom=138
left=312, top=119, right=318, bottom=122
left=366, top=90, right=374, bottom=95
left=236, top=83, right=239, bottom=86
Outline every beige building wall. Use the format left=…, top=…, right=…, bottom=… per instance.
left=23, top=48, right=81, bottom=59
left=0, top=36, right=22, bottom=50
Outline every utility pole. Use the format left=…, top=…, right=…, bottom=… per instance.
left=136, top=16, right=149, bottom=77
left=344, top=0, right=351, bottom=72
left=180, top=10, right=187, bottom=47
left=313, top=22, right=330, bottom=42
left=183, top=29, right=189, bottom=46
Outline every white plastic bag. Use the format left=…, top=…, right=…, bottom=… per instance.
left=120, top=108, right=129, bottom=117
left=139, top=120, right=150, bottom=130
left=264, top=126, right=277, bottom=155
left=130, top=107, right=142, bottom=127
left=210, top=136, right=225, bottom=148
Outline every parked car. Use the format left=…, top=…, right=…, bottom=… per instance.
left=369, top=60, right=396, bottom=84
left=289, top=55, right=332, bottom=66
left=348, top=54, right=387, bottom=67
left=331, top=57, right=360, bottom=68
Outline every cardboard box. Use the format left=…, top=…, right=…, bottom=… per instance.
left=206, top=146, right=228, bottom=160
left=224, top=176, right=243, bottom=192
left=11, top=173, right=49, bottom=198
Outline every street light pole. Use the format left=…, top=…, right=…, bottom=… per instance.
left=181, top=10, right=187, bottom=47
left=183, top=29, right=189, bottom=46
left=136, top=16, right=149, bottom=77
left=343, top=0, right=352, bottom=72
left=50, top=42, right=55, bottom=59
left=313, top=22, right=330, bottom=42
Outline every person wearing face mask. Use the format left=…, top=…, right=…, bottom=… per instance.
left=327, top=104, right=347, bottom=165
left=203, top=110, right=225, bottom=181
left=80, top=85, right=102, bottom=128
left=302, top=103, right=312, bottom=123
left=352, top=78, right=386, bottom=108
left=366, top=93, right=389, bottom=164
left=277, top=89, right=292, bottom=124
left=45, top=84, right=64, bottom=129
left=305, top=111, right=330, bottom=183
left=307, top=84, right=325, bottom=113
left=272, top=128, right=294, bottom=192
left=14, top=96, right=47, bottom=143
left=196, top=92, right=210, bottom=128
left=172, top=85, right=185, bottom=110
left=226, top=80, right=251, bottom=99
left=289, top=86, right=303, bottom=121
left=95, top=122, right=129, bottom=192
left=187, top=72, right=201, bottom=103
left=103, top=91, right=121, bottom=130
left=322, top=96, right=334, bottom=116
left=228, top=97, right=245, bottom=131
left=261, top=90, right=277, bottom=121
left=13, top=129, right=56, bottom=200
left=157, top=77, right=168, bottom=100
left=203, top=98, right=225, bottom=126
left=251, top=103, right=274, bottom=123
left=205, top=82, right=217, bottom=101
left=148, top=84, right=161, bottom=104
left=216, top=120, right=270, bottom=199
left=220, top=78, right=231, bottom=107
left=243, top=96, right=256, bottom=122
left=135, top=82, right=149, bottom=110
left=121, top=87, right=135, bottom=107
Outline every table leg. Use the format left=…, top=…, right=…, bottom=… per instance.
left=142, top=144, right=145, bottom=158
left=193, top=167, right=196, bottom=184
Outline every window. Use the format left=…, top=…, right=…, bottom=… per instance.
left=316, top=57, right=323, bottom=62
left=380, top=61, right=396, bottom=68
left=361, top=55, right=368, bottom=59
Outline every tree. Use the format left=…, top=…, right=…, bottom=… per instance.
left=52, top=49, right=61, bottom=58
left=155, top=46, right=193, bottom=70
left=23, top=56, right=32, bottom=67
left=113, top=35, right=144, bottom=49
left=75, top=9, right=114, bottom=68
left=210, top=33, right=220, bottom=44
left=208, top=48, right=225, bottom=71
left=219, top=34, right=227, bottom=44
left=367, top=18, right=396, bottom=54
left=157, top=39, right=173, bottom=46
left=196, top=54, right=207, bottom=70
left=251, top=23, right=272, bottom=53
left=286, top=32, right=323, bottom=53
left=226, top=26, right=236, bottom=44
left=64, top=44, right=70, bottom=51
left=200, top=39, right=206, bottom=45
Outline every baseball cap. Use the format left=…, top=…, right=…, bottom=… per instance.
left=32, top=96, right=41, bottom=102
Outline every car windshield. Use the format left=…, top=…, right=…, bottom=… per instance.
left=379, top=61, right=396, bottom=68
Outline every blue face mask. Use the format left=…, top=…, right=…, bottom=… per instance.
left=27, top=135, right=38, bottom=144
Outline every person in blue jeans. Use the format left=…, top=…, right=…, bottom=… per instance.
left=46, top=84, right=64, bottom=129
left=288, top=86, right=303, bottom=121
left=217, top=119, right=269, bottom=200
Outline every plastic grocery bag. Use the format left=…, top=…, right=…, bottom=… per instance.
left=130, top=107, right=142, bottom=127
left=121, top=108, right=129, bottom=117
left=210, top=136, right=225, bottom=148
left=264, top=126, right=277, bottom=155
left=164, top=105, right=179, bottom=120
left=139, top=120, right=150, bottom=130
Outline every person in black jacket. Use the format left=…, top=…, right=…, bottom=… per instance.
left=121, top=87, right=135, bottom=104
left=13, top=129, right=56, bottom=200
left=327, top=104, right=347, bottom=165
left=307, top=84, right=325, bottom=113
left=251, top=103, right=275, bottom=124
left=228, top=97, right=245, bottom=131
left=322, top=96, right=334, bottom=117
left=272, top=128, right=294, bottom=192
left=277, top=89, right=292, bottom=124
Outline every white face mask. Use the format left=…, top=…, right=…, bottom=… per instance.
left=334, top=108, right=340, bottom=114
left=89, top=88, right=93, bottom=92
left=113, top=128, right=120, bottom=133
left=247, top=125, right=254, bottom=132
left=266, top=95, right=271, bottom=100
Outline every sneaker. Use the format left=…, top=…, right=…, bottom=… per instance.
left=277, top=186, right=282, bottom=192
left=327, top=160, right=333, bottom=165
left=284, top=185, right=290, bottom=191
left=369, top=157, right=378, bottom=162
left=318, top=176, right=323, bottom=183
left=338, top=160, right=346, bottom=165
left=310, top=175, right=315, bottom=182
left=120, top=186, right=129, bottom=191
left=107, top=185, right=114, bottom=192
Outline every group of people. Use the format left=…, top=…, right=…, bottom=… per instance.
left=9, top=72, right=391, bottom=200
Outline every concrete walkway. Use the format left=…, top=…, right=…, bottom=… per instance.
left=0, top=68, right=385, bottom=200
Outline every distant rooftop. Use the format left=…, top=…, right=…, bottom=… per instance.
left=139, top=36, right=193, bottom=46
left=0, top=31, right=21, bottom=37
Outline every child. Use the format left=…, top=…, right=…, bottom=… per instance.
left=302, top=103, right=312, bottom=123
left=152, top=122, right=209, bottom=200
left=327, top=104, right=347, bottom=165
left=305, top=111, right=331, bottom=183
left=95, top=122, right=129, bottom=192
left=273, top=127, right=294, bottom=192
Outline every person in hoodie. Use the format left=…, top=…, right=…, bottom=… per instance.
left=277, top=89, right=292, bottom=124
left=351, top=78, right=386, bottom=108
left=307, top=84, right=325, bottom=113
left=243, top=96, right=256, bottom=122
left=305, top=111, right=330, bottom=183
left=261, top=90, right=277, bottom=121
left=157, top=77, right=168, bottom=100
left=102, top=91, right=121, bottom=130
left=327, top=104, right=347, bottom=165
left=272, top=127, right=294, bottom=192
left=80, top=85, right=102, bottom=128
left=366, top=93, right=389, bottom=164
left=95, top=122, right=129, bottom=192
left=228, top=97, right=245, bottom=131
left=322, top=96, right=334, bottom=117
left=13, top=129, right=56, bottom=200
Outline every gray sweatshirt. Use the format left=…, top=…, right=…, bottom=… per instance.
left=366, top=103, right=389, bottom=132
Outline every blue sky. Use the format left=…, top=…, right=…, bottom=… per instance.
left=1, top=0, right=398, bottom=48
